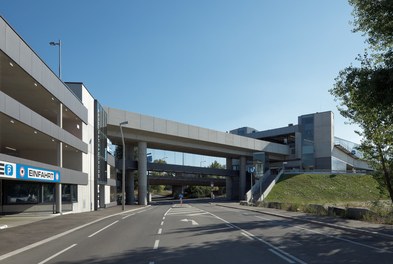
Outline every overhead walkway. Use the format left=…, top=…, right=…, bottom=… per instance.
left=106, top=107, right=290, bottom=204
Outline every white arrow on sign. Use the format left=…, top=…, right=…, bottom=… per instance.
left=181, top=219, right=199, bottom=226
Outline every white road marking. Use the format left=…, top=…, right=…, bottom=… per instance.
left=88, top=220, right=119, bottom=238
left=0, top=206, right=149, bottom=262
left=122, top=213, right=135, bottom=219
left=158, top=228, right=162, bottom=234
left=209, top=212, right=307, bottom=264
left=180, top=219, right=199, bottom=225
left=38, top=244, right=77, bottom=264
left=153, top=240, right=160, bottom=249
left=166, top=210, right=204, bottom=216
left=255, top=215, right=271, bottom=221
left=295, top=226, right=391, bottom=253
left=241, top=232, right=254, bottom=240
left=187, top=212, right=209, bottom=216
left=160, top=221, right=164, bottom=226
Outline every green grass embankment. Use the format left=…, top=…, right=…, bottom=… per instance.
left=265, top=173, right=389, bottom=205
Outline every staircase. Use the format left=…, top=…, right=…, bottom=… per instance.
left=245, top=168, right=284, bottom=204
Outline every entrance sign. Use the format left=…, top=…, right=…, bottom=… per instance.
left=17, top=164, right=60, bottom=182
left=0, top=161, right=60, bottom=182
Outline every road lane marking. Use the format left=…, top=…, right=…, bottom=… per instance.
left=241, top=232, right=254, bottom=240
left=0, top=206, right=150, bottom=262
left=122, top=213, right=135, bottom=219
left=187, top=212, right=209, bottom=216
left=158, top=228, right=162, bottom=234
left=88, top=220, right=119, bottom=238
left=153, top=240, right=160, bottom=249
left=295, top=226, right=391, bottom=253
left=160, top=221, right=164, bottom=226
left=209, top=212, right=307, bottom=264
left=269, top=249, right=296, bottom=264
left=38, top=244, right=77, bottom=264
left=164, top=208, right=171, bottom=216
left=180, top=219, right=199, bottom=225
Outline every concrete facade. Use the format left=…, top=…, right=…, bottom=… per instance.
left=231, top=111, right=372, bottom=172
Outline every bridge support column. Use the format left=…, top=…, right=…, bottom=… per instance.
left=239, top=156, right=246, bottom=200
left=138, top=142, right=148, bottom=205
left=226, top=158, right=233, bottom=200
left=125, top=144, right=135, bottom=205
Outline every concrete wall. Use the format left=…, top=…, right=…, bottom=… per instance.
left=0, top=17, right=88, bottom=124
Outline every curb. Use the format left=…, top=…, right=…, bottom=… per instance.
left=216, top=203, right=393, bottom=240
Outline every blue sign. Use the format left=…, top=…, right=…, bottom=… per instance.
left=16, top=164, right=60, bottom=183
left=248, top=166, right=256, bottom=173
left=5, top=164, right=13, bottom=176
left=0, top=161, right=16, bottom=178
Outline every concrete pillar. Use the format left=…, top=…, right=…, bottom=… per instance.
left=56, top=103, right=63, bottom=214
left=125, top=144, right=135, bottom=205
left=239, top=156, right=246, bottom=201
left=55, top=183, right=62, bottom=214
left=226, top=158, right=233, bottom=200
left=138, top=142, right=148, bottom=205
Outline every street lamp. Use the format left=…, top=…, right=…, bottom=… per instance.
left=119, top=121, right=128, bottom=210
left=49, top=40, right=61, bottom=79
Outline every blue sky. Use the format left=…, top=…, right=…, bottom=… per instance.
left=1, top=0, right=366, bottom=148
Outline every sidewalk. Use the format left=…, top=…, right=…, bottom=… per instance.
left=0, top=205, right=144, bottom=257
left=215, top=202, right=393, bottom=239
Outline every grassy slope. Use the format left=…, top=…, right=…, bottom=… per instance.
left=265, top=174, right=388, bottom=204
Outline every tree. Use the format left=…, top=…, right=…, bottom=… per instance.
left=330, top=0, right=393, bottom=203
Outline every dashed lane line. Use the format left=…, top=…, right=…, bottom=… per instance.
left=37, top=244, right=77, bottom=264
left=88, top=221, right=119, bottom=238
left=153, top=240, right=160, bottom=250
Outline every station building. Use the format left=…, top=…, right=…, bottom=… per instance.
left=230, top=111, right=371, bottom=172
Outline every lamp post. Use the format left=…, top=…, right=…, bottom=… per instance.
left=49, top=40, right=61, bottom=79
left=119, top=121, right=128, bottom=210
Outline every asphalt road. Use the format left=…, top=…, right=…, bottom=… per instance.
left=2, top=201, right=393, bottom=263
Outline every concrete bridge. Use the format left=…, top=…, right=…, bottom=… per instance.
left=106, top=107, right=289, bottom=204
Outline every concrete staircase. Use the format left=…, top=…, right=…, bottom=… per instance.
left=245, top=168, right=284, bottom=204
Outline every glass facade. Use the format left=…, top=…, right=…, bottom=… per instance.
left=2, top=181, right=77, bottom=204
left=300, top=115, right=315, bottom=169
left=334, top=137, right=363, bottom=159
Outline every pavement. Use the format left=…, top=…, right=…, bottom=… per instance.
left=0, top=202, right=393, bottom=259
left=0, top=205, right=144, bottom=257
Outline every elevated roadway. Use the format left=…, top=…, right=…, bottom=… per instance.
left=106, top=107, right=290, bottom=204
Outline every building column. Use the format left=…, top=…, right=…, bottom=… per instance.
left=226, top=158, right=233, bottom=200
left=239, top=156, right=246, bottom=201
left=138, top=142, right=148, bottom=205
left=56, top=103, right=63, bottom=214
left=125, top=144, right=135, bottom=205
